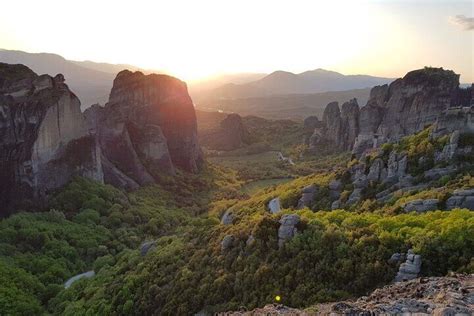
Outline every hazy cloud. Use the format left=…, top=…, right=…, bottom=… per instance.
left=449, top=15, right=474, bottom=31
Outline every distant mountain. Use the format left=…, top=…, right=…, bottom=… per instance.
left=194, top=69, right=394, bottom=101
left=0, top=49, right=148, bottom=109
left=188, top=72, right=267, bottom=93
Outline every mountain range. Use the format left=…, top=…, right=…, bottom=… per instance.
left=0, top=49, right=396, bottom=115
left=195, top=69, right=394, bottom=101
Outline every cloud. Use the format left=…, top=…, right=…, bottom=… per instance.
left=449, top=15, right=474, bottom=31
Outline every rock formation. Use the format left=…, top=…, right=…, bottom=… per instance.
left=222, top=274, right=474, bottom=315
left=221, top=234, right=234, bottom=251
left=278, top=214, right=300, bottom=247
left=308, top=68, right=473, bottom=156
left=403, top=199, right=439, bottom=213
left=85, top=70, right=203, bottom=190
left=394, top=249, right=422, bottom=282
left=199, top=113, right=250, bottom=151
left=296, top=184, right=317, bottom=209
left=0, top=64, right=204, bottom=214
left=309, top=99, right=359, bottom=151
left=268, top=197, right=281, bottom=214
left=0, top=63, right=103, bottom=214
left=220, top=209, right=234, bottom=225
left=446, top=189, right=474, bottom=210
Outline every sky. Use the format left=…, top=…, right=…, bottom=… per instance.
left=0, top=0, right=472, bottom=82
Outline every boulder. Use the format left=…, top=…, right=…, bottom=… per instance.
left=221, top=235, right=234, bottom=251
left=140, top=241, right=157, bottom=256
left=268, top=197, right=281, bottom=214
left=394, top=249, right=422, bottom=282
left=220, top=209, right=234, bottom=225
left=278, top=214, right=300, bottom=247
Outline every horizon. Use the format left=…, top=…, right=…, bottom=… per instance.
left=0, top=0, right=472, bottom=82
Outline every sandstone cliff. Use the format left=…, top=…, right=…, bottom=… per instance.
left=85, top=70, right=203, bottom=190
left=0, top=63, right=103, bottom=214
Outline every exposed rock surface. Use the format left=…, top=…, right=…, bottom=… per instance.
left=446, top=189, right=474, bottom=210
left=222, top=274, right=474, bottom=315
left=309, top=99, right=359, bottom=151
left=0, top=64, right=204, bottom=214
left=140, top=240, right=157, bottom=256
left=85, top=70, right=203, bottom=190
left=268, top=197, right=281, bottom=214
left=309, top=68, right=473, bottom=156
left=199, top=113, right=250, bottom=151
left=221, top=209, right=234, bottom=225
left=296, top=184, right=317, bottom=209
left=394, top=249, right=422, bottom=282
left=278, top=214, right=300, bottom=247
left=404, top=199, right=439, bottom=213
left=0, top=63, right=103, bottom=214
left=221, top=234, right=234, bottom=251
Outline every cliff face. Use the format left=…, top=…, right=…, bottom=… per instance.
left=0, top=64, right=204, bottom=214
left=0, top=63, right=103, bottom=214
left=309, top=68, right=473, bottom=155
left=85, top=70, right=202, bottom=189
left=309, top=98, right=359, bottom=151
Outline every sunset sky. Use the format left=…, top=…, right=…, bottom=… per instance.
left=0, top=0, right=472, bottom=82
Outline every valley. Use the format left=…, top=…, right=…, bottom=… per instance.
left=0, top=60, right=472, bottom=315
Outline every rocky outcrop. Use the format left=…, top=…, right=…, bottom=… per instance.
left=221, top=209, right=234, bottom=225
left=222, top=274, right=474, bottom=315
left=140, top=240, right=157, bottom=256
left=268, top=197, right=281, bottom=214
left=446, top=189, right=474, bottom=210
left=310, top=68, right=473, bottom=156
left=296, top=184, right=317, bottom=209
left=278, top=214, right=300, bottom=247
left=199, top=113, right=250, bottom=151
left=309, top=99, right=359, bottom=151
left=85, top=70, right=203, bottom=190
left=0, top=64, right=204, bottom=214
left=404, top=199, right=439, bottom=213
left=221, top=234, right=234, bottom=251
left=394, top=249, right=422, bottom=282
left=0, top=63, right=103, bottom=214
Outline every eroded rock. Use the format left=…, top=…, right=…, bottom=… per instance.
left=278, top=214, right=300, bottom=247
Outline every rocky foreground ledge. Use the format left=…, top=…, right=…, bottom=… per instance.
left=219, top=274, right=473, bottom=315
